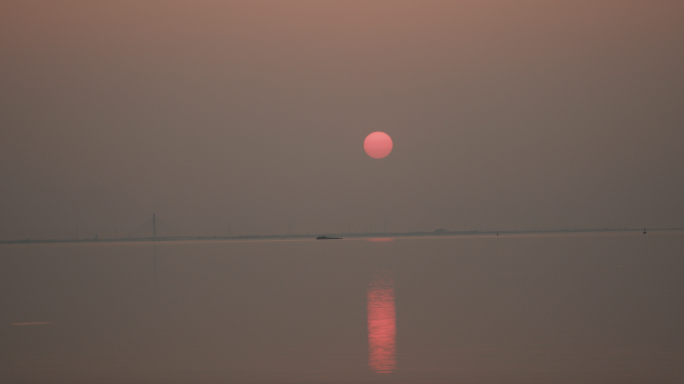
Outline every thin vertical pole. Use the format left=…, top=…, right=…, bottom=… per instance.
left=152, top=214, right=156, bottom=239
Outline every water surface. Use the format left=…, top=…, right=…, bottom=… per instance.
left=2, top=232, right=683, bottom=383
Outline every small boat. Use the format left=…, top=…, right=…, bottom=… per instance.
left=316, top=236, right=342, bottom=240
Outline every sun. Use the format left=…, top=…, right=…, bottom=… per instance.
left=364, top=132, right=393, bottom=159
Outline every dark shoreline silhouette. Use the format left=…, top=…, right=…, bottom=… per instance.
left=1, top=227, right=679, bottom=245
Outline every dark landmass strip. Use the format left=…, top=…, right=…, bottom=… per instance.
left=1, top=228, right=682, bottom=245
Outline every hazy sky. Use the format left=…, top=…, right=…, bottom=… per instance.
left=1, top=1, right=683, bottom=240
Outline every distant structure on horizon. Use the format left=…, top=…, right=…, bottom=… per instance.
left=126, top=213, right=177, bottom=239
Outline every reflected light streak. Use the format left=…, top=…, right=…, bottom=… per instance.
left=12, top=322, right=52, bottom=326
left=367, top=271, right=396, bottom=373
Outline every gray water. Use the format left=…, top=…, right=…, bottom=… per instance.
left=2, top=232, right=683, bottom=383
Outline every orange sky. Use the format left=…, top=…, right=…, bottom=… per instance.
left=1, top=1, right=683, bottom=239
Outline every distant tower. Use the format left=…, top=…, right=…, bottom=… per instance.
left=153, top=214, right=156, bottom=239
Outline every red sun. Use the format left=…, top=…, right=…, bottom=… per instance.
left=364, top=132, right=393, bottom=159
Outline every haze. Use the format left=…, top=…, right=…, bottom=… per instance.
left=1, top=1, right=683, bottom=240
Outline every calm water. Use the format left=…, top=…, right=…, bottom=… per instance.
left=2, top=232, right=683, bottom=383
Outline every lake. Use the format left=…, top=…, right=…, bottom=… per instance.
left=2, top=232, right=683, bottom=383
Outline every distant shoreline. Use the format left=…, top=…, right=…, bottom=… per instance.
left=1, top=227, right=681, bottom=245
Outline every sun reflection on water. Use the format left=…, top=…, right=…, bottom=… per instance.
left=367, top=271, right=396, bottom=373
